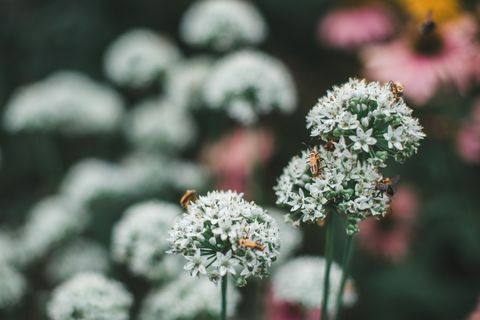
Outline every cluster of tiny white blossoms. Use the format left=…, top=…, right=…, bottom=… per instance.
left=3, top=71, right=124, bottom=135
left=47, top=272, right=133, bottom=320
left=124, top=97, right=196, bottom=153
left=306, top=78, right=425, bottom=164
left=180, top=0, right=267, bottom=51
left=274, top=138, right=389, bottom=233
left=168, top=190, right=280, bottom=286
left=112, top=201, right=183, bottom=282
left=139, top=274, right=240, bottom=320
left=203, top=50, right=297, bottom=125
left=272, top=256, right=357, bottom=312
left=268, top=208, right=303, bottom=265
left=0, top=263, right=26, bottom=309
left=45, top=239, right=110, bottom=284
left=104, top=28, right=181, bottom=88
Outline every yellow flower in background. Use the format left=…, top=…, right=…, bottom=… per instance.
left=399, top=0, right=461, bottom=23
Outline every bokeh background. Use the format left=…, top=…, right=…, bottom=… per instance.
left=0, top=0, right=480, bottom=319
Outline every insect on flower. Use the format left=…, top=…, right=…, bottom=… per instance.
left=323, top=140, right=336, bottom=151
left=239, top=238, right=265, bottom=251
left=388, top=81, right=404, bottom=101
left=376, top=176, right=400, bottom=197
left=180, top=189, right=198, bottom=209
left=307, top=146, right=322, bottom=177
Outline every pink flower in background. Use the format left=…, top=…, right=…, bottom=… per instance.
left=318, top=4, right=395, bottom=50
left=361, top=16, right=478, bottom=105
left=457, top=99, right=480, bottom=164
left=201, top=127, right=274, bottom=196
left=266, top=286, right=321, bottom=320
left=468, top=297, right=480, bottom=320
left=358, top=185, right=419, bottom=262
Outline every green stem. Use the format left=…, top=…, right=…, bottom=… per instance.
left=221, top=276, right=227, bottom=320
left=334, top=234, right=355, bottom=320
left=321, top=214, right=335, bottom=320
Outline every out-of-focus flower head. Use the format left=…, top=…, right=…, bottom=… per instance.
left=203, top=50, right=297, bottom=125
left=274, top=142, right=390, bottom=233
left=0, top=263, right=26, bottom=310
left=306, top=78, right=425, bottom=165
left=168, top=190, right=280, bottom=286
left=318, top=4, right=395, bottom=50
left=202, top=127, right=274, bottom=193
left=124, top=97, right=196, bottom=154
left=272, top=256, right=356, bottom=313
left=112, top=201, right=183, bottom=282
left=3, top=71, right=124, bottom=135
left=17, top=196, right=88, bottom=266
left=47, top=272, right=132, bottom=320
left=358, top=184, right=419, bottom=261
left=104, top=29, right=181, bottom=88
left=139, top=274, right=240, bottom=320
left=457, top=98, right=480, bottom=164
left=361, top=15, right=478, bottom=105
left=268, top=208, right=302, bottom=265
left=0, top=231, right=16, bottom=265
left=180, top=0, right=267, bottom=52
left=45, top=239, right=110, bottom=284
left=166, top=56, right=213, bottom=110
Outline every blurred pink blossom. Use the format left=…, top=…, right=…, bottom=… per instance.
left=457, top=99, right=480, bottom=164
left=201, top=127, right=274, bottom=195
left=358, top=185, right=419, bottom=262
left=266, top=285, right=321, bottom=320
left=361, top=16, right=478, bottom=105
left=318, top=4, right=395, bottom=50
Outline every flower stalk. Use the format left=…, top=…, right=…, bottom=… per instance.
left=321, top=213, right=335, bottom=320
left=221, top=276, right=227, bottom=320
left=334, top=233, right=355, bottom=320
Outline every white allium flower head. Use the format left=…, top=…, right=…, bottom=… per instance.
left=112, top=201, right=183, bottom=282
left=139, top=274, right=240, bottom=320
left=0, top=231, right=16, bottom=265
left=18, top=196, right=88, bottom=266
left=45, top=239, right=110, bottom=284
left=203, top=50, right=297, bottom=125
left=3, top=71, right=124, bottom=135
left=267, top=208, right=302, bottom=265
left=124, top=97, right=196, bottom=153
left=272, top=256, right=357, bottom=312
left=306, top=78, right=425, bottom=164
left=168, top=190, right=280, bottom=286
left=165, top=57, right=213, bottom=109
left=274, top=139, right=390, bottom=233
left=180, top=0, right=267, bottom=51
left=47, top=272, right=132, bottom=320
left=0, top=263, right=26, bottom=309
left=104, top=29, right=181, bottom=88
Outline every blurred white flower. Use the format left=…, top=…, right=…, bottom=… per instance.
left=47, top=272, right=132, bottom=320
left=272, top=256, right=357, bottom=312
left=180, top=0, right=267, bottom=51
left=124, top=97, right=196, bottom=153
left=165, top=57, right=213, bottom=109
left=45, top=239, right=110, bottom=284
left=203, top=50, right=297, bottom=125
left=112, top=201, right=183, bottom=282
left=3, top=71, right=124, bottom=135
left=17, top=196, right=88, bottom=266
left=267, top=208, right=302, bottom=265
left=104, top=29, right=181, bottom=88
left=0, top=230, right=16, bottom=265
left=0, top=263, right=26, bottom=309
left=168, top=190, right=280, bottom=286
left=139, top=274, right=240, bottom=320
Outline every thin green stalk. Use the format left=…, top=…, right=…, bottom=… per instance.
left=221, top=276, right=227, bottom=320
left=334, top=234, right=355, bottom=320
left=321, top=214, right=335, bottom=320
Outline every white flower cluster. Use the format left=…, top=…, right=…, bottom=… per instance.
left=168, top=190, right=280, bottom=286
left=45, top=239, right=110, bottom=284
left=17, top=196, right=88, bottom=266
left=112, top=201, right=183, bottom=282
left=0, top=231, right=16, bottom=265
left=47, top=272, right=133, bottom=320
left=165, top=57, right=213, bottom=109
left=139, top=274, right=240, bottom=320
left=124, top=97, right=196, bottom=153
left=274, top=139, right=389, bottom=233
left=272, top=256, right=357, bottom=312
left=203, top=50, right=297, bottom=125
left=268, top=208, right=302, bottom=265
left=306, top=78, right=425, bottom=164
left=104, top=29, right=180, bottom=88
left=0, top=263, right=26, bottom=309
left=180, top=0, right=267, bottom=51
left=3, top=71, right=124, bottom=135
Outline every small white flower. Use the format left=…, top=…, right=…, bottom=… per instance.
left=384, top=125, right=404, bottom=150
left=350, top=127, right=377, bottom=153
left=184, top=252, right=207, bottom=277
